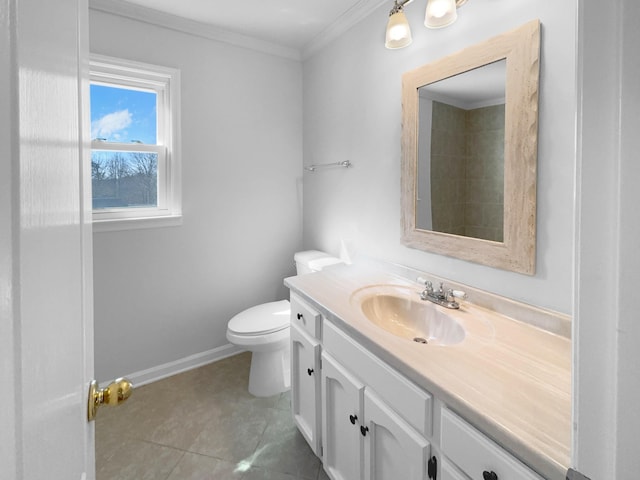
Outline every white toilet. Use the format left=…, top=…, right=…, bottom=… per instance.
left=226, top=250, right=342, bottom=397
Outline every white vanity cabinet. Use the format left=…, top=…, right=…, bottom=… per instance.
left=290, top=294, right=322, bottom=456
left=290, top=292, right=546, bottom=480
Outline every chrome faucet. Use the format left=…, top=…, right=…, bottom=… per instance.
left=417, top=278, right=466, bottom=309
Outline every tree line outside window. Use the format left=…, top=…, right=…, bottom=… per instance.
left=91, top=151, right=158, bottom=209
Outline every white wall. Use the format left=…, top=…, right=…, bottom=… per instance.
left=574, top=0, right=640, bottom=477
left=90, top=10, right=303, bottom=382
left=0, top=0, right=17, bottom=475
left=615, top=3, right=640, bottom=474
left=303, top=1, right=576, bottom=314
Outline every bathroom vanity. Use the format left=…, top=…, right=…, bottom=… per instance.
left=285, top=263, right=570, bottom=480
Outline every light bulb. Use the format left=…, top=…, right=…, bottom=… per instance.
left=425, top=0, right=457, bottom=29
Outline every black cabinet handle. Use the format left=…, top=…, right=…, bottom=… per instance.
left=349, top=414, right=358, bottom=425
left=296, top=313, right=303, bottom=320
left=360, top=425, right=369, bottom=436
left=428, top=456, right=437, bottom=480
left=307, top=368, right=314, bottom=376
left=483, top=471, right=498, bottom=480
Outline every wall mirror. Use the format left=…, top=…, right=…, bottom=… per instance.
left=401, top=20, right=540, bottom=274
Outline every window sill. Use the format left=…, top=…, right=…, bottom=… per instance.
left=92, top=214, right=183, bottom=233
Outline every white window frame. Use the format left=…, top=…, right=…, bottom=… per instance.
left=90, top=54, right=181, bottom=231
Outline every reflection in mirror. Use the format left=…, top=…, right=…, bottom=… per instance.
left=416, top=60, right=506, bottom=242
left=401, top=20, right=540, bottom=274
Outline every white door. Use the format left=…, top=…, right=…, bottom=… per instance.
left=363, top=389, right=430, bottom=480
left=0, top=0, right=95, bottom=479
left=321, top=352, right=365, bottom=480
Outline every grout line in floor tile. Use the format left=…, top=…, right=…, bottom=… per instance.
left=162, top=450, right=186, bottom=480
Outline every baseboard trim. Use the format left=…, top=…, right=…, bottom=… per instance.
left=113, top=344, right=246, bottom=388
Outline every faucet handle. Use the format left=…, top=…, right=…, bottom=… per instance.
left=417, top=277, right=433, bottom=292
left=451, top=289, right=467, bottom=300
left=448, top=289, right=467, bottom=306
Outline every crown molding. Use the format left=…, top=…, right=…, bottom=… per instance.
left=302, top=0, right=389, bottom=60
left=89, top=0, right=389, bottom=63
left=89, top=0, right=301, bottom=61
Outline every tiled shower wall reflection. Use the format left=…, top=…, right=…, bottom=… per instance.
left=430, top=101, right=505, bottom=242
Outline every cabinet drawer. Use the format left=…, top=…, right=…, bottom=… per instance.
left=290, top=293, right=322, bottom=339
left=323, top=320, right=432, bottom=437
left=441, top=408, right=543, bottom=480
left=441, top=457, right=470, bottom=480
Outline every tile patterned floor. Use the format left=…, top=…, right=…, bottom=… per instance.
left=96, top=352, right=330, bottom=480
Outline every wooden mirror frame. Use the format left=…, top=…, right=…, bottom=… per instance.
left=401, top=20, right=540, bottom=275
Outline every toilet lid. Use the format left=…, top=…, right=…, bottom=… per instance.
left=228, top=300, right=291, bottom=336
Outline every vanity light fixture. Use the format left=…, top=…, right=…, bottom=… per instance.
left=385, top=0, right=414, bottom=49
left=385, top=0, right=469, bottom=49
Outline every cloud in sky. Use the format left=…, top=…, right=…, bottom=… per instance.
left=91, top=109, right=132, bottom=141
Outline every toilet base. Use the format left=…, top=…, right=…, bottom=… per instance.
left=248, top=345, right=291, bottom=397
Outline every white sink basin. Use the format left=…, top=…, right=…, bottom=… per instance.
left=351, top=285, right=466, bottom=346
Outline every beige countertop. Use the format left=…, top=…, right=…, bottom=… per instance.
left=285, top=263, right=571, bottom=480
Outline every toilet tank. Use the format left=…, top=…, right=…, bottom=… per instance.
left=294, top=250, right=342, bottom=275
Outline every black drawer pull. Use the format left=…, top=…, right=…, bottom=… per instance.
left=307, top=368, right=314, bottom=376
left=360, top=425, right=369, bottom=436
left=349, top=414, right=358, bottom=425
left=296, top=313, right=303, bottom=320
left=483, top=471, right=498, bottom=480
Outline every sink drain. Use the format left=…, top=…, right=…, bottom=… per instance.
left=413, top=337, right=428, bottom=344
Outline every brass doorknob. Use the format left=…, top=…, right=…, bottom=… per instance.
left=87, top=377, right=133, bottom=421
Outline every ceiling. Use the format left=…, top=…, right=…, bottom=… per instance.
left=102, top=0, right=389, bottom=54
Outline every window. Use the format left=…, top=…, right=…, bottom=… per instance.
left=90, top=54, right=181, bottom=230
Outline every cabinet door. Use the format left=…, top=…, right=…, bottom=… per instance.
left=363, top=389, right=430, bottom=480
left=321, top=352, right=365, bottom=480
left=291, top=325, right=322, bottom=455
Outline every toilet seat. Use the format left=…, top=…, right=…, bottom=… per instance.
left=227, top=299, right=290, bottom=336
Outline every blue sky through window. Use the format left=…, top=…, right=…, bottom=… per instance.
left=90, top=84, right=157, bottom=144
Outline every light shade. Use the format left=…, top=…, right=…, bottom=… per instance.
left=425, top=0, right=458, bottom=29
left=385, top=10, right=412, bottom=49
